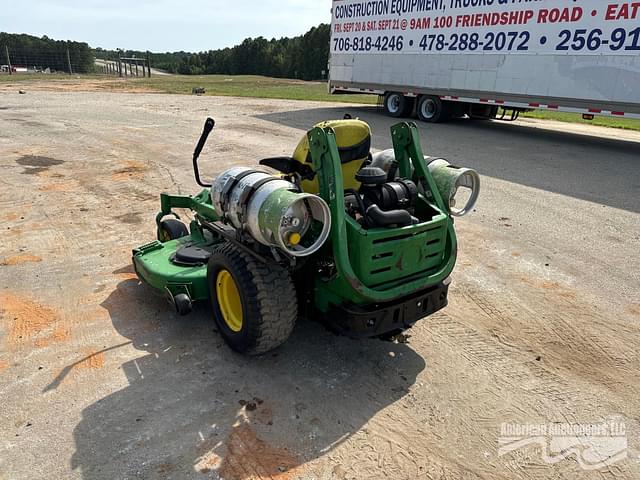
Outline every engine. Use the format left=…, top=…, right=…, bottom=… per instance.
left=367, top=149, right=480, bottom=219
left=346, top=150, right=480, bottom=228
left=345, top=166, right=419, bottom=229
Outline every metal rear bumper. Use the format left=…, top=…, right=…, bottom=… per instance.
left=323, top=278, right=450, bottom=338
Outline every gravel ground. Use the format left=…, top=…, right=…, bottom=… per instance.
left=0, top=90, right=639, bottom=480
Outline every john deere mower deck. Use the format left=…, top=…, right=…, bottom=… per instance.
left=133, top=118, right=480, bottom=355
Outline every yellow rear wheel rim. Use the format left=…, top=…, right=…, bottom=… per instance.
left=216, top=270, right=243, bottom=332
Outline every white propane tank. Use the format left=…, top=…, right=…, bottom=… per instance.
left=211, top=167, right=331, bottom=257
left=427, top=159, right=480, bottom=217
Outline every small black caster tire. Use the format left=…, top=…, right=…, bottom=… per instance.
left=158, top=219, right=189, bottom=242
left=174, top=293, right=193, bottom=316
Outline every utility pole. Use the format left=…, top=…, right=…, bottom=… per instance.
left=5, top=45, right=11, bottom=75
left=146, top=51, right=151, bottom=78
left=66, top=48, right=73, bottom=74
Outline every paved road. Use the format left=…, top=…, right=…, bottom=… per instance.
left=0, top=92, right=638, bottom=480
left=259, top=105, right=640, bottom=308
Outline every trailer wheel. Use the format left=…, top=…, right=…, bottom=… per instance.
left=384, top=92, right=411, bottom=118
left=158, top=219, right=189, bottom=242
left=417, top=96, right=450, bottom=123
left=207, top=243, right=297, bottom=355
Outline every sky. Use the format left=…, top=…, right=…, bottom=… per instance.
left=3, top=0, right=333, bottom=52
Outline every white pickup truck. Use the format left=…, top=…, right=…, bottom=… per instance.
left=329, top=0, right=640, bottom=122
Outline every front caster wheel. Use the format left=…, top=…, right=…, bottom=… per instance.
left=158, top=219, right=189, bottom=242
left=174, top=293, right=193, bottom=316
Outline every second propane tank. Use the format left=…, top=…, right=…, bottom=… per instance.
left=371, top=149, right=480, bottom=217
left=427, top=159, right=480, bottom=217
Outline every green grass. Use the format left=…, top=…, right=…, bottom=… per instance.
left=113, top=75, right=640, bottom=132
left=132, top=75, right=379, bottom=104
left=520, top=109, right=640, bottom=131
left=1, top=72, right=378, bottom=104
left=3, top=73, right=639, bottom=131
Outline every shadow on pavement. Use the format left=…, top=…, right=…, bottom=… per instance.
left=70, top=276, right=425, bottom=479
left=257, top=105, right=640, bottom=213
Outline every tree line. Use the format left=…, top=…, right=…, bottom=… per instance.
left=2, top=24, right=330, bottom=80
left=95, top=24, right=331, bottom=80
left=0, top=32, right=93, bottom=73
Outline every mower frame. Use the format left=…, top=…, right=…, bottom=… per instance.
left=133, top=121, right=457, bottom=329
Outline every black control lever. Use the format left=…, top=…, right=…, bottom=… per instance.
left=193, top=117, right=215, bottom=187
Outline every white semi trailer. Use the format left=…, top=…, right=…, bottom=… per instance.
left=329, top=0, right=640, bottom=122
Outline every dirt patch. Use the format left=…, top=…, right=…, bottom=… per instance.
left=113, top=265, right=136, bottom=276
left=86, top=307, right=111, bottom=323
left=38, top=183, right=72, bottom=192
left=0, top=292, right=58, bottom=345
left=34, top=325, right=71, bottom=348
left=22, top=167, right=49, bottom=175
left=2, top=206, right=32, bottom=223
left=0, top=254, right=42, bottom=266
left=110, top=266, right=139, bottom=282
left=48, top=347, right=107, bottom=389
left=75, top=348, right=105, bottom=370
left=628, top=304, right=640, bottom=316
left=16, top=155, right=64, bottom=168
left=540, top=280, right=578, bottom=300
left=0, top=359, right=9, bottom=372
left=112, top=160, right=149, bottom=181
left=518, top=277, right=577, bottom=300
left=115, top=212, right=143, bottom=225
left=217, top=424, right=301, bottom=480
left=195, top=447, right=222, bottom=474
left=0, top=79, right=158, bottom=94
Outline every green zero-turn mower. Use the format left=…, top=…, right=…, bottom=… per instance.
left=132, top=117, right=480, bottom=355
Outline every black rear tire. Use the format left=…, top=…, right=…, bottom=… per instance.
left=158, top=219, right=189, bottom=242
left=207, top=243, right=297, bottom=355
left=417, top=95, right=450, bottom=123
